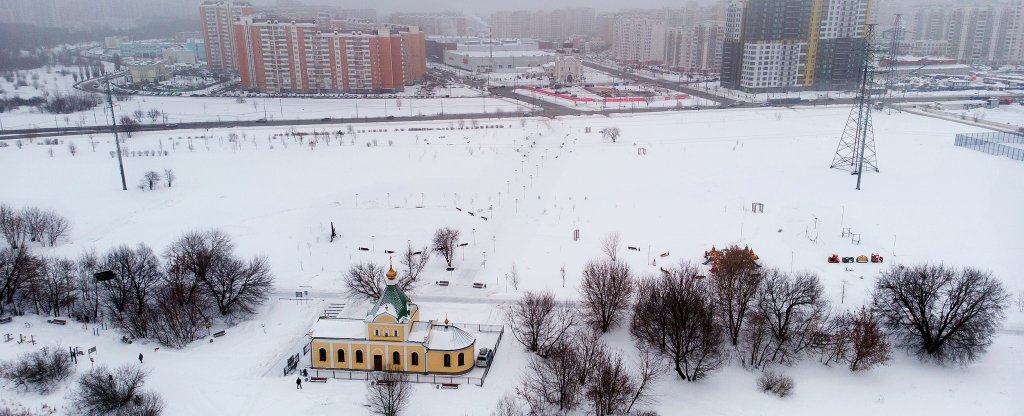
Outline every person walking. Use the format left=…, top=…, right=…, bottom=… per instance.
left=295, top=377, right=302, bottom=389
left=138, top=353, right=143, bottom=363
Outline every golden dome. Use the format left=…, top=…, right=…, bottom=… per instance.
left=386, top=265, right=397, bottom=280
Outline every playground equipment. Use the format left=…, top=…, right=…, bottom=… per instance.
left=856, top=255, right=869, bottom=263
left=842, top=257, right=855, bottom=263
left=828, top=254, right=840, bottom=263
left=871, top=253, right=884, bottom=263
left=751, top=202, right=764, bottom=213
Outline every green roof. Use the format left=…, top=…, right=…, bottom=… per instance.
left=369, top=284, right=411, bottom=321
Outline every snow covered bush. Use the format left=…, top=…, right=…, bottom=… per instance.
left=631, top=261, right=723, bottom=381
left=70, top=364, right=163, bottom=416
left=739, top=268, right=827, bottom=368
left=872, top=264, right=1009, bottom=365
left=757, top=371, right=794, bottom=398
left=818, top=306, right=891, bottom=372
left=0, top=346, right=74, bottom=393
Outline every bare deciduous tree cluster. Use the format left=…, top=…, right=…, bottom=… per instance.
left=0, top=227, right=273, bottom=348
left=432, top=227, right=460, bottom=268
left=1, top=203, right=71, bottom=248
left=580, top=259, right=634, bottom=332
left=506, top=291, right=576, bottom=357
left=366, top=371, right=412, bottom=416
left=0, top=345, right=74, bottom=393
left=343, top=241, right=431, bottom=300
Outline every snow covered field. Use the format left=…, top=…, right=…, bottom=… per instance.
left=1, top=107, right=1022, bottom=415
left=514, top=87, right=713, bottom=110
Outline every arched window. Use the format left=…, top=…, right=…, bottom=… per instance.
left=374, top=329, right=379, bottom=336
left=337, top=349, right=345, bottom=363
left=411, top=352, right=419, bottom=366
left=318, top=348, right=326, bottom=362
left=392, top=351, right=401, bottom=366
left=457, top=352, right=465, bottom=366
left=356, top=350, right=364, bottom=363
left=443, top=353, right=451, bottom=367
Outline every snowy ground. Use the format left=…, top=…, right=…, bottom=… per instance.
left=1, top=106, right=1023, bottom=415
left=514, top=87, right=713, bottom=111
left=944, top=104, right=1024, bottom=127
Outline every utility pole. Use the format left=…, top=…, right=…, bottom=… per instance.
left=105, top=77, right=127, bottom=191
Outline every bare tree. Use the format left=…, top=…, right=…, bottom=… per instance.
left=202, top=255, right=273, bottom=317
left=0, top=345, right=74, bottom=393
left=119, top=115, right=140, bottom=137
left=68, top=141, right=78, bottom=156
left=132, top=109, right=144, bottom=122
left=599, top=232, right=620, bottom=262
left=42, top=210, right=70, bottom=247
left=711, top=245, right=763, bottom=346
left=344, top=261, right=387, bottom=300
left=102, top=244, right=163, bottom=338
left=0, top=245, right=44, bottom=315
left=71, top=364, right=163, bottom=416
left=740, top=269, right=828, bottom=367
left=508, top=263, right=521, bottom=290
left=579, top=259, right=634, bottom=332
left=506, top=291, right=576, bottom=356
left=492, top=393, right=526, bottom=416
left=70, top=249, right=102, bottom=323
left=872, top=264, right=1009, bottom=364
left=143, top=171, right=161, bottom=190
left=630, top=262, right=724, bottom=381
left=164, top=229, right=234, bottom=301
left=599, top=127, right=621, bottom=143
left=399, top=241, right=431, bottom=289
left=150, top=280, right=210, bottom=348
left=516, top=342, right=585, bottom=413
left=0, top=203, right=27, bottom=248
left=586, top=347, right=663, bottom=416
left=846, top=306, right=891, bottom=371
left=146, top=109, right=161, bottom=123
left=432, top=227, right=460, bottom=268
left=366, top=371, right=412, bottom=416
left=757, top=371, right=794, bottom=398
left=39, top=257, right=76, bottom=317
left=163, top=169, right=175, bottom=187
left=20, top=207, right=47, bottom=245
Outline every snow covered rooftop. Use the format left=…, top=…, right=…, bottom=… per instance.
left=407, top=321, right=432, bottom=342
left=310, top=318, right=367, bottom=340
left=426, top=324, right=475, bottom=351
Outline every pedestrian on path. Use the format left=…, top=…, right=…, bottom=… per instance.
left=138, top=353, right=143, bottom=363
left=296, top=377, right=302, bottom=389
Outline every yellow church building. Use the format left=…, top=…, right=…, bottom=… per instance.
left=309, top=265, right=476, bottom=374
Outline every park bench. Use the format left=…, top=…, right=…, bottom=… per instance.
left=472, top=283, right=486, bottom=289
left=439, top=383, right=459, bottom=390
left=308, top=377, right=328, bottom=383
left=212, top=330, right=227, bottom=338
left=0, top=317, right=12, bottom=325
left=436, top=280, right=450, bottom=286
left=47, top=319, right=67, bottom=325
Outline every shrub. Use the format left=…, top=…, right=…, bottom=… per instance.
left=757, top=371, right=794, bottom=398
left=0, top=346, right=74, bottom=393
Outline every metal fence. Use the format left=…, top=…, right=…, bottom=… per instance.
left=954, top=131, right=1024, bottom=162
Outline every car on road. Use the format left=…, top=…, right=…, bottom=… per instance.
left=320, top=117, right=331, bottom=121
left=255, top=118, right=267, bottom=123
left=476, top=348, right=493, bottom=368
left=164, top=123, right=178, bottom=128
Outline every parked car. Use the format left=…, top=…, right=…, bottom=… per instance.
left=475, top=348, right=493, bottom=367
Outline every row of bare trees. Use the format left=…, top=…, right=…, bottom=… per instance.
left=0, top=229, right=274, bottom=348
left=504, top=242, right=1009, bottom=407
left=1, top=203, right=71, bottom=248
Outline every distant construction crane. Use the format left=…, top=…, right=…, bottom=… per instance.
left=830, top=25, right=879, bottom=190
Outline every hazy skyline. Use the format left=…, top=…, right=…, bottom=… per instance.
left=260, top=0, right=716, bottom=14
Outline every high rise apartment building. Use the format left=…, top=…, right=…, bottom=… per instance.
left=665, top=21, right=725, bottom=72
left=612, top=14, right=668, bottom=64
left=201, top=1, right=255, bottom=72
left=721, top=0, right=871, bottom=92
left=388, top=12, right=466, bottom=36
left=233, top=17, right=425, bottom=94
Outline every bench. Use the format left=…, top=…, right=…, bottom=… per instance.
left=439, top=383, right=459, bottom=390
left=0, top=317, right=12, bottom=325
left=47, top=319, right=67, bottom=325
left=472, top=283, right=486, bottom=289
left=436, top=280, right=450, bottom=287
left=358, top=247, right=370, bottom=251
left=212, top=330, right=226, bottom=338
left=308, top=377, right=328, bottom=383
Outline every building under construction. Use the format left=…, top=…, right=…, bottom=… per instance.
left=721, top=0, right=872, bottom=92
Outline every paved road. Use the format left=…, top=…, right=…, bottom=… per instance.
left=583, top=61, right=740, bottom=105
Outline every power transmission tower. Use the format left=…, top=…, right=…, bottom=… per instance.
left=883, top=14, right=903, bottom=114
left=830, top=25, right=878, bottom=190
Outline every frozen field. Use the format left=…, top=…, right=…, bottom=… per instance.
left=0, top=106, right=1022, bottom=415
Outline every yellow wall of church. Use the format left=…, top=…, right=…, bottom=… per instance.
left=367, top=323, right=406, bottom=342
left=425, top=343, right=476, bottom=375
left=311, top=339, right=431, bottom=373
